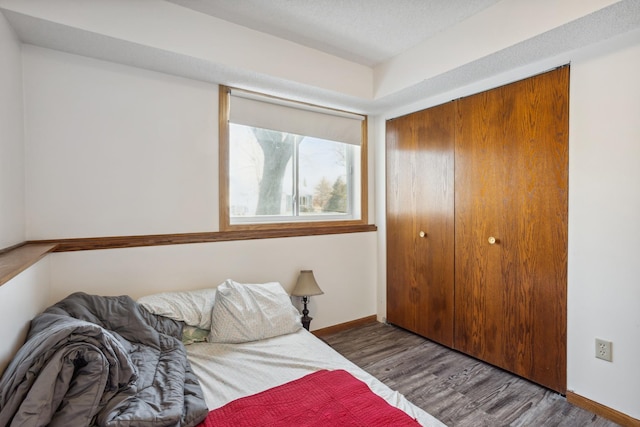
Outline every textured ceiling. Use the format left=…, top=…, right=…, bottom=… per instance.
left=166, top=0, right=501, bottom=66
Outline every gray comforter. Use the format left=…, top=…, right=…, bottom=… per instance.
left=0, top=292, right=208, bottom=427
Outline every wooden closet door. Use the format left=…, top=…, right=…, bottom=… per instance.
left=454, top=67, right=569, bottom=393
left=386, top=102, right=455, bottom=347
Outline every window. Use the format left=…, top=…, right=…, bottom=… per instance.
left=219, top=86, right=368, bottom=231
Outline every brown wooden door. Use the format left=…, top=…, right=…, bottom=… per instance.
left=386, top=102, right=455, bottom=347
left=454, top=67, right=569, bottom=393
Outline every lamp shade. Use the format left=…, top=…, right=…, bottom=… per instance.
left=291, top=270, right=324, bottom=297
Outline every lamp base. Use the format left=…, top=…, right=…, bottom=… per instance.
left=301, top=315, right=312, bottom=331
left=301, top=295, right=312, bottom=331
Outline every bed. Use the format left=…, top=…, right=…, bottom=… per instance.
left=0, top=279, right=446, bottom=426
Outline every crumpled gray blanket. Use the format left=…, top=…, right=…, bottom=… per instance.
left=0, top=292, right=208, bottom=427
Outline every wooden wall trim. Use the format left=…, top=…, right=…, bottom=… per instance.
left=567, top=391, right=640, bottom=427
left=29, top=224, right=377, bottom=252
left=360, top=115, right=369, bottom=224
left=218, top=85, right=231, bottom=231
left=0, top=241, right=26, bottom=257
left=0, top=243, right=57, bottom=287
left=312, top=315, right=377, bottom=337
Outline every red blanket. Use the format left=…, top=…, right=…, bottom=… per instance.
left=197, top=369, right=421, bottom=427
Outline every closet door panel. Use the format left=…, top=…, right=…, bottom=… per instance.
left=454, top=87, right=508, bottom=362
left=503, top=68, right=568, bottom=392
left=454, top=67, right=568, bottom=392
left=386, top=102, right=455, bottom=346
left=386, top=113, right=420, bottom=334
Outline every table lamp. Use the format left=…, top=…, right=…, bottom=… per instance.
left=291, top=270, right=324, bottom=331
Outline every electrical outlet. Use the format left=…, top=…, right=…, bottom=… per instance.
left=595, top=338, right=612, bottom=362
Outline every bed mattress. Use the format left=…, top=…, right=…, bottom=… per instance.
left=186, top=328, right=446, bottom=427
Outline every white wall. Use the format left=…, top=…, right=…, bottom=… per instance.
left=567, top=31, right=640, bottom=420
left=22, top=46, right=378, bottom=331
left=0, top=259, right=51, bottom=376
left=23, top=46, right=218, bottom=239
left=0, top=12, right=24, bottom=247
left=375, top=29, right=640, bottom=419
left=0, top=12, right=51, bottom=380
left=49, top=232, right=377, bottom=330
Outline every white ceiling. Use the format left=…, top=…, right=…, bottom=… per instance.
left=2, top=1, right=640, bottom=114
left=166, top=0, right=501, bottom=66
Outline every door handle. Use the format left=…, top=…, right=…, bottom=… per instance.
left=488, top=236, right=497, bottom=245
left=419, top=231, right=426, bottom=238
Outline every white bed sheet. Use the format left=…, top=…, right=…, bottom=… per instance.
left=186, top=328, right=446, bottom=427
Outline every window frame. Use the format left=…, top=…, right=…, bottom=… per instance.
left=219, top=85, right=368, bottom=232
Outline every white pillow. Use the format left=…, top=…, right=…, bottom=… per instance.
left=208, top=279, right=302, bottom=343
left=138, top=287, right=217, bottom=330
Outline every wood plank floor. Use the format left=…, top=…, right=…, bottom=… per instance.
left=321, top=322, right=620, bottom=427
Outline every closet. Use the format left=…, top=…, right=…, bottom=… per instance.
left=386, top=67, right=568, bottom=393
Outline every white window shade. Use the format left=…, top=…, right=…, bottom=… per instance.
left=229, top=91, right=364, bottom=146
